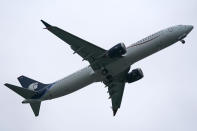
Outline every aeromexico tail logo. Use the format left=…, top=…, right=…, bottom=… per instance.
left=28, top=82, right=38, bottom=91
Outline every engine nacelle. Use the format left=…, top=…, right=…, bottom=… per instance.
left=107, top=43, right=126, bottom=58
left=126, top=68, right=144, bottom=83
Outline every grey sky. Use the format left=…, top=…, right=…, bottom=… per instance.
left=0, top=0, right=197, bottom=131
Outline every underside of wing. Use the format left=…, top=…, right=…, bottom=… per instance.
left=41, top=20, right=115, bottom=70
left=103, top=67, right=130, bottom=116
left=107, top=81, right=125, bottom=116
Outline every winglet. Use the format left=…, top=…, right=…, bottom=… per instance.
left=41, top=20, right=52, bottom=29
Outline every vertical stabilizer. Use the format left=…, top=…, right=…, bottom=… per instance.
left=17, top=75, right=48, bottom=91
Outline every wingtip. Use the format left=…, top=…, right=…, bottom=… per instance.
left=41, top=20, right=51, bottom=28
left=113, top=108, right=118, bottom=116
left=4, top=83, right=9, bottom=87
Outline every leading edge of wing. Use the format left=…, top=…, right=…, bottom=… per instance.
left=40, top=19, right=106, bottom=52
left=40, top=20, right=111, bottom=70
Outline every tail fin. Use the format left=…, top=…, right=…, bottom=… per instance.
left=4, top=75, right=48, bottom=117
left=4, top=83, right=41, bottom=116
left=17, top=75, right=47, bottom=91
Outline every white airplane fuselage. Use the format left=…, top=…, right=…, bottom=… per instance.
left=42, top=25, right=193, bottom=101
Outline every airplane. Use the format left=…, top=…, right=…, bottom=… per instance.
left=4, top=20, right=193, bottom=116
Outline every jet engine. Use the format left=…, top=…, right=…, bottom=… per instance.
left=126, top=68, right=144, bottom=83
left=107, top=43, right=127, bottom=58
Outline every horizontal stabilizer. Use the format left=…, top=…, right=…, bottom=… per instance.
left=30, top=102, right=41, bottom=116
left=4, top=83, right=36, bottom=99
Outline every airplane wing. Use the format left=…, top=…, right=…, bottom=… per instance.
left=104, top=67, right=129, bottom=116
left=41, top=20, right=114, bottom=70
left=107, top=81, right=125, bottom=116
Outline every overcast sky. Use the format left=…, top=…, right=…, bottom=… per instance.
left=0, top=0, right=197, bottom=131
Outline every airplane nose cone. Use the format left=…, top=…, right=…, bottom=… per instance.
left=186, top=25, right=194, bottom=33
